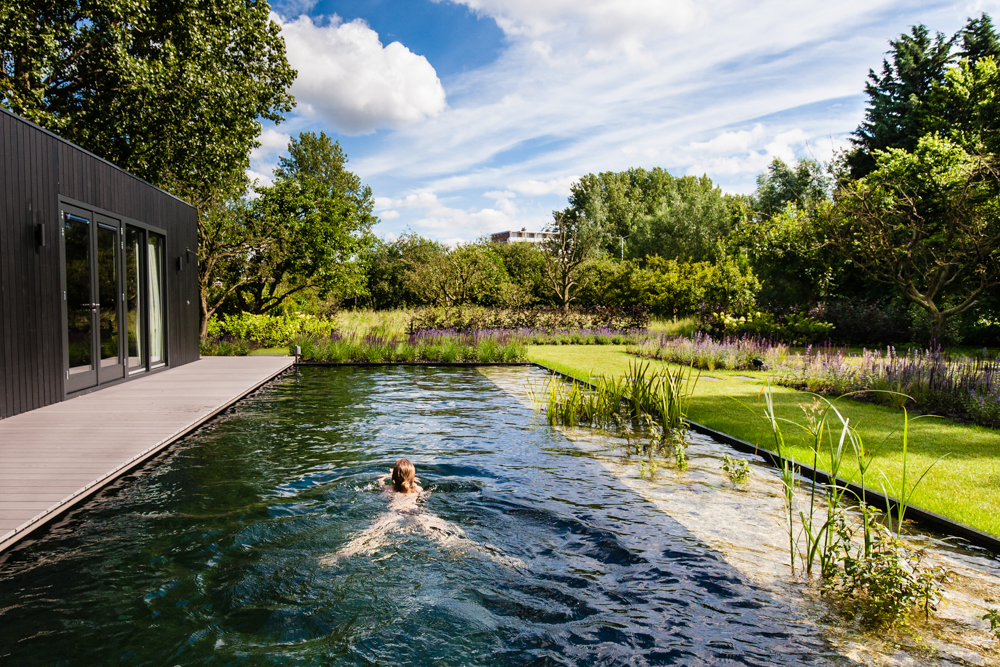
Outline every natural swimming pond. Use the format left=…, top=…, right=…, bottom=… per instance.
left=1, top=366, right=998, bottom=666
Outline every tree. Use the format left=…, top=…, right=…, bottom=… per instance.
left=542, top=209, right=604, bottom=311
left=405, top=243, right=519, bottom=307
left=364, top=233, right=447, bottom=309
left=957, top=13, right=1000, bottom=65
left=835, top=135, right=1000, bottom=339
left=198, top=133, right=376, bottom=335
left=924, top=55, right=1000, bottom=155
left=848, top=24, right=953, bottom=178
left=492, top=241, right=548, bottom=304
left=750, top=158, right=830, bottom=219
left=628, top=175, right=732, bottom=262
left=0, top=0, right=296, bottom=209
left=568, top=167, right=675, bottom=255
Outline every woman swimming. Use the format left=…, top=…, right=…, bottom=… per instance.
left=323, top=459, right=523, bottom=568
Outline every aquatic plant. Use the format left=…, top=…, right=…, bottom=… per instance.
left=824, top=508, right=948, bottom=629
left=984, top=609, right=1000, bottom=640
left=743, top=385, right=950, bottom=628
left=720, top=455, right=752, bottom=484
left=535, top=361, right=697, bottom=460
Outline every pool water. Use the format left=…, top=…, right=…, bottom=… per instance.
left=1, top=366, right=853, bottom=666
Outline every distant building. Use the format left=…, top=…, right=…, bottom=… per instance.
left=490, top=228, right=557, bottom=244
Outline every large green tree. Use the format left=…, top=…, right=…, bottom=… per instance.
left=750, top=158, right=830, bottom=218
left=200, top=133, right=376, bottom=334
left=364, top=233, right=447, bottom=309
left=567, top=167, right=673, bottom=255
left=405, top=242, right=521, bottom=307
left=848, top=24, right=953, bottom=178
left=568, top=167, right=732, bottom=261
left=542, top=209, right=604, bottom=311
left=835, top=135, right=1000, bottom=339
left=0, top=0, right=295, bottom=208
left=628, top=175, right=732, bottom=262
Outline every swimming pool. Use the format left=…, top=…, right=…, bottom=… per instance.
left=0, top=366, right=973, bottom=665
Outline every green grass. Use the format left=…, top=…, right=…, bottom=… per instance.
left=527, top=344, right=1000, bottom=538
left=249, top=347, right=291, bottom=356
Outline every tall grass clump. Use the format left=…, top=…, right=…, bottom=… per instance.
left=627, top=332, right=791, bottom=371
left=293, top=329, right=527, bottom=363
left=533, top=361, right=698, bottom=465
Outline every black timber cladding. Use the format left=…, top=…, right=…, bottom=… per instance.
left=0, top=107, right=199, bottom=419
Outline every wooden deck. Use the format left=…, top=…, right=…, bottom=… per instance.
left=0, top=356, right=294, bottom=554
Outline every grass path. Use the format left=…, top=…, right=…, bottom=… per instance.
left=528, top=345, right=1000, bottom=538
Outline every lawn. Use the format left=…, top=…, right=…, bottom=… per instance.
left=528, top=344, right=1000, bottom=538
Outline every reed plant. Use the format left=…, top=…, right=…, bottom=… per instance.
left=742, top=384, right=949, bottom=628
left=533, top=360, right=698, bottom=462
left=292, top=330, right=527, bottom=363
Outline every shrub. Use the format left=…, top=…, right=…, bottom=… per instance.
left=200, top=335, right=254, bottom=356
left=407, top=305, right=649, bottom=333
left=708, top=311, right=834, bottom=345
left=208, top=312, right=336, bottom=347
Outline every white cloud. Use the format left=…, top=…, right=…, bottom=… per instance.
left=507, top=175, right=578, bottom=196
left=445, top=0, right=700, bottom=59
left=379, top=210, right=401, bottom=220
left=343, top=0, right=1000, bottom=241
left=251, top=128, right=291, bottom=161
left=375, top=192, right=442, bottom=209
left=276, top=13, right=447, bottom=134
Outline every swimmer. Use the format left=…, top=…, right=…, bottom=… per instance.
left=323, top=459, right=524, bottom=569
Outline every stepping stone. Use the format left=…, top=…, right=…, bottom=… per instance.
left=732, top=375, right=758, bottom=381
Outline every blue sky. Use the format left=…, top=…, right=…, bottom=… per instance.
left=254, top=0, right=1000, bottom=244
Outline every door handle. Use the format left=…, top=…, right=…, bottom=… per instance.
left=83, top=303, right=100, bottom=309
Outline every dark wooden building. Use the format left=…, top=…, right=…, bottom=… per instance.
left=1, top=107, right=200, bottom=419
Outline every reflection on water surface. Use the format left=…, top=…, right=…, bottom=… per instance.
left=0, top=366, right=953, bottom=665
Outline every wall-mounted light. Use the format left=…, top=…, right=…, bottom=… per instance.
left=35, top=223, right=45, bottom=250
left=176, top=256, right=183, bottom=271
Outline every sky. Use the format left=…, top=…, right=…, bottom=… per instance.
left=253, top=0, right=1000, bottom=245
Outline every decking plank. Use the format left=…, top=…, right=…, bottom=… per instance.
left=0, top=356, right=293, bottom=553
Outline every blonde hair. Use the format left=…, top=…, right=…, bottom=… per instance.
left=391, top=458, right=417, bottom=493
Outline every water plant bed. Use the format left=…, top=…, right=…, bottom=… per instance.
left=534, top=359, right=1000, bottom=554
left=528, top=345, right=1000, bottom=539
left=484, top=367, right=1000, bottom=664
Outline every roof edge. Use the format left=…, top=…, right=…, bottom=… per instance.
left=0, top=105, right=196, bottom=211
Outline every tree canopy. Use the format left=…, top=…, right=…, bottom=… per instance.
left=835, top=134, right=1000, bottom=338
left=199, top=133, right=376, bottom=333
left=0, top=0, right=296, bottom=207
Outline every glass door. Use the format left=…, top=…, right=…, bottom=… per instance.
left=125, top=225, right=146, bottom=373
left=147, top=233, right=166, bottom=367
left=64, top=208, right=98, bottom=392
left=96, top=216, right=124, bottom=382
left=64, top=207, right=126, bottom=393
